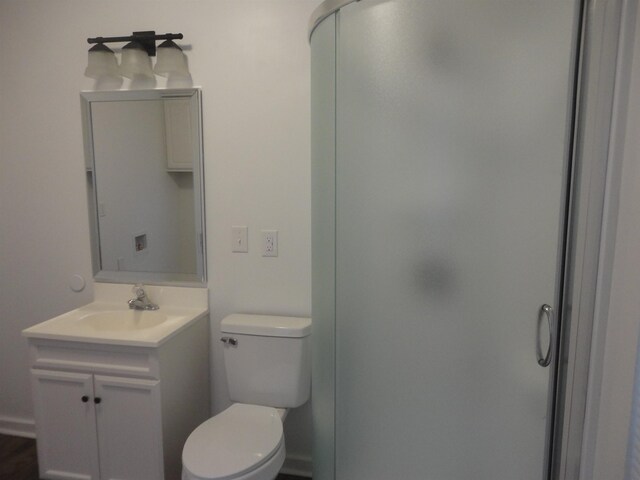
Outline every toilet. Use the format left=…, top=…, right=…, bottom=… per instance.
left=182, top=314, right=312, bottom=480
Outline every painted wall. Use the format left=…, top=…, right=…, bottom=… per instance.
left=0, top=0, right=319, bottom=471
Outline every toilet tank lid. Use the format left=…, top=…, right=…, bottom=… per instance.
left=221, top=314, right=311, bottom=338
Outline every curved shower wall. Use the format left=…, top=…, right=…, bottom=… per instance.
left=311, top=11, right=337, bottom=480
left=311, top=1, right=582, bottom=479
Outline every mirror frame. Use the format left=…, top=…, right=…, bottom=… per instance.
left=80, top=88, right=207, bottom=286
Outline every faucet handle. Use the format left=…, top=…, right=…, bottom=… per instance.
left=132, top=283, right=145, bottom=298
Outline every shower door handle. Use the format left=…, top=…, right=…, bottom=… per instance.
left=537, top=304, right=554, bottom=367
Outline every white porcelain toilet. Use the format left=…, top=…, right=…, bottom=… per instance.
left=182, top=314, right=311, bottom=480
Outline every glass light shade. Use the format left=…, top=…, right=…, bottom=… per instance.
left=166, top=72, right=193, bottom=88
left=119, top=42, right=154, bottom=78
left=84, top=44, right=119, bottom=79
left=154, top=40, right=189, bottom=76
left=128, top=74, right=157, bottom=90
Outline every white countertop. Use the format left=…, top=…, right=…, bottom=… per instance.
left=22, top=283, right=209, bottom=347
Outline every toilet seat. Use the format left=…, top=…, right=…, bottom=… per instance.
left=182, top=403, right=284, bottom=480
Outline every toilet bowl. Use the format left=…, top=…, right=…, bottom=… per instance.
left=182, top=404, right=287, bottom=480
left=181, top=314, right=311, bottom=480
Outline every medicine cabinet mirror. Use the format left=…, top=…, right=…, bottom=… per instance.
left=81, top=88, right=206, bottom=285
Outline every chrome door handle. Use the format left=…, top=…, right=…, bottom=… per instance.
left=537, top=304, right=554, bottom=367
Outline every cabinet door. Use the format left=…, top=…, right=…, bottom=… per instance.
left=31, top=369, right=100, bottom=480
left=94, top=375, right=163, bottom=480
left=164, top=97, right=194, bottom=171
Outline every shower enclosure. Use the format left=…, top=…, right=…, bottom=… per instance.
left=310, top=1, right=587, bottom=479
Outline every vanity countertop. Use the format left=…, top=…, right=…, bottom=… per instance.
left=22, top=283, right=209, bottom=347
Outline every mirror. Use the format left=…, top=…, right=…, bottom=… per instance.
left=81, top=88, right=206, bottom=285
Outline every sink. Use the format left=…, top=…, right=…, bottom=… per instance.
left=79, top=310, right=168, bottom=331
left=22, top=283, right=209, bottom=347
left=22, top=283, right=210, bottom=480
left=23, top=304, right=204, bottom=346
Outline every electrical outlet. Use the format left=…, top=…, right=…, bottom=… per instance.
left=262, top=230, right=278, bottom=257
left=232, top=226, right=248, bottom=253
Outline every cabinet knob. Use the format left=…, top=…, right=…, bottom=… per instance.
left=94, top=397, right=102, bottom=404
left=81, top=395, right=89, bottom=403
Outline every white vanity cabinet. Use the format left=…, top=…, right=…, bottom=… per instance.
left=93, top=375, right=163, bottom=480
left=26, top=313, right=210, bottom=480
left=30, top=370, right=101, bottom=479
left=31, top=370, right=162, bottom=480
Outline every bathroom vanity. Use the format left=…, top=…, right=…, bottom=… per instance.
left=21, top=86, right=211, bottom=480
left=22, top=283, right=210, bottom=480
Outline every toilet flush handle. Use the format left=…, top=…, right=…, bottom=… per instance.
left=220, top=337, right=238, bottom=346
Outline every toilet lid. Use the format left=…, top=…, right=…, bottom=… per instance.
left=183, top=403, right=284, bottom=480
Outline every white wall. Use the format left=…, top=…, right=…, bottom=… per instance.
left=590, top=4, right=640, bottom=479
left=0, top=0, right=319, bottom=470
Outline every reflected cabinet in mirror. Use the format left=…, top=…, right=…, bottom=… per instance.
left=81, top=89, right=206, bottom=285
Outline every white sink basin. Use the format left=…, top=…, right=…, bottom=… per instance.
left=79, top=310, right=169, bottom=331
left=23, top=304, right=205, bottom=346
left=23, top=284, right=209, bottom=347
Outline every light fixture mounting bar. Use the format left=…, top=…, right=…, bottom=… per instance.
left=86, top=31, right=184, bottom=56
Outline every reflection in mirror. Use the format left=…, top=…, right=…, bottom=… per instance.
left=81, top=89, right=206, bottom=285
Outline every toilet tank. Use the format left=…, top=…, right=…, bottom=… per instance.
left=221, top=314, right=311, bottom=408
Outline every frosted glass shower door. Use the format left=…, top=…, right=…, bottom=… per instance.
left=333, top=1, right=580, bottom=479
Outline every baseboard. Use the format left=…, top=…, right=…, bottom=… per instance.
left=0, top=415, right=36, bottom=438
left=281, top=453, right=312, bottom=478
left=0, top=415, right=310, bottom=476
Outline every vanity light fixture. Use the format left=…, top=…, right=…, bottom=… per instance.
left=154, top=39, right=192, bottom=87
left=120, top=41, right=154, bottom=78
left=154, top=40, right=189, bottom=76
left=85, top=31, right=189, bottom=84
left=84, top=43, right=119, bottom=79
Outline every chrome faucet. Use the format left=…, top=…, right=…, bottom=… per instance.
left=128, top=284, right=159, bottom=311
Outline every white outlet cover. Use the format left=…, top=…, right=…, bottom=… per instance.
left=262, top=230, right=278, bottom=257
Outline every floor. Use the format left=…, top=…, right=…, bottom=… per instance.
left=0, top=434, right=309, bottom=480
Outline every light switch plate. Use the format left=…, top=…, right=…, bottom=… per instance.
left=232, top=226, right=248, bottom=253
